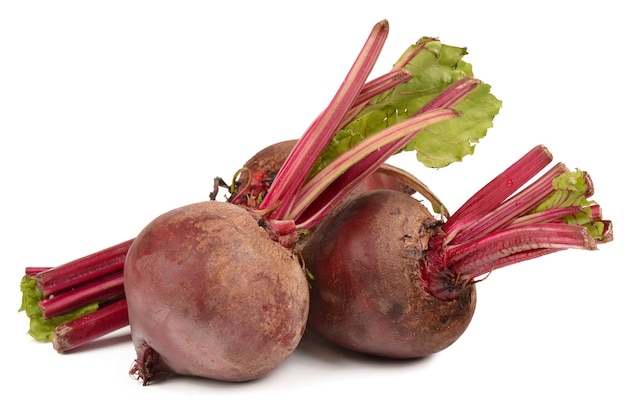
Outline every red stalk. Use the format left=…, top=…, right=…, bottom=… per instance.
left=419, top=147, right=611, bottom=301
left=25, top=267, right=52, bottom=276
left=442, top=145, right=554, bottom=237
left=329, top=37, right=438, bottom=146
left=441, top=224, right=596, bottom=292
left=391, top=37, right=437, bottom=70
left=21, top=241, right=132, bottom=351
left=337, top=69, right=412, bottom=129
left=446, top=223, right=597, bottom=269
left=33, top=239, right=133, bottom=297
left=351, top=69, right=412, bottom=109
left=259, top=20, right=389, bottom=218
left=53, top=299, right=129, bottom=353
left=472, top=248, right=563, bottom=278
left=39, top=270, right=124, bottom=319
left=448, top=162, right=569, bottom=244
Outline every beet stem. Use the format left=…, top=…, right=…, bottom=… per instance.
left=448, top=162, right=569, bottom=244
left=34, top=239, right=133, bottom=297
left=507, top=206, right=583, bottom=228
left=53, top=299, right=129, bottom=353
left=25, top=267, right=52, bottom=276
left=39, top=270, right=125, bottom=319
left=21, top=240, right=134, bottom=348
left=442, top=145, right=553, bottom=237
left=447, top=223, right=597, bottom=275
left=461, top=248, right=563, bottom=280
left=420, top=147, right=611, bottom=300
left=352, top=69, right=412, bottom=109
left=391, top=37, right=436, bottom=70
left=259, top=20, right=390, bottom=218
left=339, top=69, right=412, bottom=128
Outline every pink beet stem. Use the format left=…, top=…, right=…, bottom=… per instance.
left=448, top=162, right=569, bottom=244
left=25, top=267, right=52, bottom=276
left=391, top=37, right=436, bottom=70
left=33, top=239, right=133, bottom=297
left=351, top=69, right=412, bottom=109
left=447, top=223, right=597, bottom=276
left=338, top=69, right=413, bottom=128
left=507, top=206, right=584, bottom=228
left=442, top=145, right=554, bottom=237
left=53, top=299, right=129, bottom=353
left=259, top=20, right=389, bottom=218
left=460, top=248, right=563, bottom=281
left=39, top=270, right=125, bottom=319
left=420, top=144, right=611, bottom=300
left=331, top=37, right=436, bottom=145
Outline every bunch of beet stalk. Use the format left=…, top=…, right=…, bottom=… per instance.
left=20, top=240, right=131, bottom=352
left=19, top=20, right=613, bottom=353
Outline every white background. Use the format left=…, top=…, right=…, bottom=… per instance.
left=1, top=1, right=623, bottom=413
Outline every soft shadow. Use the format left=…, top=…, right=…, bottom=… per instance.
left=139, top=370, right=270, bottom=390
left=295, top=329, right=432, bottom=368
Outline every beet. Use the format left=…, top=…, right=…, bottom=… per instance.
left=124, top=201, right=309, bottom=383
left=302, top=189, right=475, bottom=358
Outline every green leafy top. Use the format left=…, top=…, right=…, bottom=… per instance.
left=532, top=170, right=607, bottom=240
left=315, top=37, right=502, bottom=171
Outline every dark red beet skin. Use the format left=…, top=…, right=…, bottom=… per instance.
left=302, top=189, right=476, bottom=358
left=124, top=201, right=309, bottom=383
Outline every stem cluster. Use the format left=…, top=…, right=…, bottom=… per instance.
left=20, top=241, right=131, bottom=352
left=420, top=146, right=613, bottom=300
left=259, top=22, right=479, bottom=231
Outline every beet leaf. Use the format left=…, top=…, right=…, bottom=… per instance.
left=314, top=37, right=502, bottom=172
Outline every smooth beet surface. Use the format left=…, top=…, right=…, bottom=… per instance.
left=302, top=189, right=476, bottom=358
left=124, top=201, right=309, bottom=383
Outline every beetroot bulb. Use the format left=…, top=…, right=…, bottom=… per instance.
left=301, top=189, right=473, bottom=358
left=124, top=201, right=309, bottom=383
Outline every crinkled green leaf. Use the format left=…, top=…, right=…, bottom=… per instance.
left=531, top=170, right=605, bottom=240
left=532, top=170, right=592, bottom=211
left=406, top=82, right=501, bottom=167
left=316, top=38, right=502, bottom=171
left=19, top=276, right=98, bottom=342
